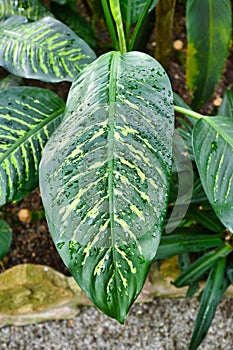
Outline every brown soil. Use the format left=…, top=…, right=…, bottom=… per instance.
left=1, top=2, right=233, bottom=276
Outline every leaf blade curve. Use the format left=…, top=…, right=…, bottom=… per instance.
left=0, top=86, right=65, bottom=206
left=0, top=219, right=12, bottom=261
left=193, top=116, right=233, bottom=232
left=40, top=51, right=174, bottom=322
left=0, top=16, right=96, bottom=82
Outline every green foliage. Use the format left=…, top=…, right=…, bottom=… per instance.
left=40, top=51, right=174, bottom=322
left=0, top=219, right=12, bottom=260
left=0, top=16, right=96, bottom=82
left=0, top=0, right=52, bottom=20
left=0, top=1, right=232, bottom=349
left=0, top=87, right=65, bottom=206
left=186, top=0, right=232, bottom=108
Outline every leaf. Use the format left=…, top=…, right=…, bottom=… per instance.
left=50, top=2, right=96, bottom=48
left=0, top=0, right=52, bottom=21
left=186, top=0, right=232, bottom=108
left=0, top=86, right=65, bottom=206
left=173, top=245, right=231, bottom=287
left=39, top=51, right=174, bottom=323
left=193, top=116, right=233, bottom=233
left=156, top=230, right=223, bottom=260
left=0, top=16, right=96, bottom=82
left=120, top=0, right=158, bottom=24
left=0, top=74, right=22, bottom=91
left=218, top=87, right=233, bottom=119
left=189, top=257, right=229, bottom=350
left=0, top=219, right=12, bottom=260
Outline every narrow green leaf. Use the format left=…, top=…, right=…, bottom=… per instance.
left=174, top=245, right=231, bottom=287
left=40, top=51, right=174, bottom=323
left=0, top=87, right=65, bottom=206
left=156, top=231, right=223, bottom=260
left=186, top=0, right=232, bottom=108
left=0, top=219, right=12, bottom=260
left=0, top=0, right=52, bottom=20
left=218, top=87, right=233, bottom=119
left=193, top=116, right=233, bottom=233
left=187, top=207, right=224, bottom=233
left=0, top=16, right=96, bottom=82
left=189, top=257, right=229, bottom=350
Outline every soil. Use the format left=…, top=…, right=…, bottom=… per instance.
left=0, top=2, right=233, bottom=276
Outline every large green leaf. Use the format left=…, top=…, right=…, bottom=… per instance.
left=186, top=0, right=232, bottom=108
left=0, top=219, right=12, bottom=260
left=39, top=51, right=174, bottom=322
left=193, top=116, right=233, bottom=232
left=0, top=87, right=65, bottom=206
left=0, top=16, right=96, bottom=82
left=189, top=257, right=229, bottom=350
left=0, top=0, right=52, bottom=20
left=120, top=0, right=158, bottom=24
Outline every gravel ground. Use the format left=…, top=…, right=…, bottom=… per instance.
left=0, top=296, right=232, bottom=350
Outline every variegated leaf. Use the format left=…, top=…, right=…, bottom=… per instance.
left=0, top=0, right=52, bottom=21
left=0, top=87, right=65, bottom=206
left=0, top=16, right=96, bottom=82
left=40, top=51, right=174, bottom=322
left=193, top=116, right=233, bottom=233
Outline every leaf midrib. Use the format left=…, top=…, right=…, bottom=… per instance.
left=107, top=52, right=120, bottom=248
left=0, top=105, right=65, bottom=164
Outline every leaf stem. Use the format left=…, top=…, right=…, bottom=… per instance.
left=110, top=0, right=127, bottom=53
left=101, top=0, right=119, bottom=50
left=129, top=0, right=155, bottom=51
left=174, top=105, right=203, bottom=120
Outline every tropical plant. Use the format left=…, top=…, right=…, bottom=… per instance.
left=0, top=1, right=232, bottom=349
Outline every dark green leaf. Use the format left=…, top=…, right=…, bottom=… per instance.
left=218, top=87, right=233, bottom=119
left=174, top=245, right=231, bottom=287
left=187, top=207, right=224, bottom=233
left=189, top=257, right=229, bottom=350
left=0, top=219, right=12, bottom=260
left=156, top=231, right=223, bottom=260
left=0, top=0, right=52, bottom=20
left=186, top=0, right=232, bottom=108
left=0, top=87, right=65, bottom=206
left=40, top=51, right=174, bottom=323
left=0, top=16, right=96, bottom=82
left=193, top=116, right=233, bottom=233
left=120, top=0, right=158, bottom=24
left=51, top=2, right=96, bottom=48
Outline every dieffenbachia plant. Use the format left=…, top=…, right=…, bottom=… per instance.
left=0, top=1, right=232, bottom=349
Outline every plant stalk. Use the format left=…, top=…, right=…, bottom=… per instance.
left=129, top=0, right=155, bottom=51
left=110, top=0, right=127, bottom=52
left=101, top=0, right=119, bottom=50
left=174, top=105, right=203, bottom=120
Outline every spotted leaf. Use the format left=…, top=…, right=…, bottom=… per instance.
left=39, top=51, right=174, bottom=323
left=193, top=116, right=233, bottom=233
left=0, top=87, right=65, bottom=206
left=0, top=16, right=96, bottom=82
